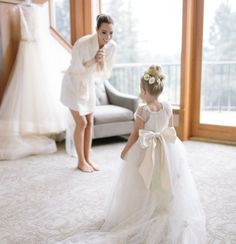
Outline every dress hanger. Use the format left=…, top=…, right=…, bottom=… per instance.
left=0, top=0, right=31, bottom=6
left=21, top=0, right=32, bottom=7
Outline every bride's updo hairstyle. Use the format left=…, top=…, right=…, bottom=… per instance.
left=141, top=65, right=165, bottom=96
left=96, top=14, right=114, bottom=29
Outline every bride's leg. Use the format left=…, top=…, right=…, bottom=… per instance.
left=84, top=113, right=99, bottom=171
left=70, top=110, right=93, bottom=172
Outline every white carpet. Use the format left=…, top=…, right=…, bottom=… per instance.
left=0, top=138, right=235, bottom=243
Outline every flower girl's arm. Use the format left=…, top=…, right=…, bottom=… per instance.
left=120, top=117, right=144, bottom=160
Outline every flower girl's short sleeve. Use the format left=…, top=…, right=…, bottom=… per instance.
left=163, top=101, right=173, bottom=118
left=134, top=105, right=150, bottom=122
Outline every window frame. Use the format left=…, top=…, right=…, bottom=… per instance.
left=48, top=0, right=72, bottom=51
left=180, top=0, right=236, bottom=142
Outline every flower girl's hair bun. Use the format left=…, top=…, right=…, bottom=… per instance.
left=141, top=65, right=165, bottom=96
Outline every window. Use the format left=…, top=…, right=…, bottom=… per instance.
left=50, top=0, right=71, bottom=43
left=101, top=0, right=183, bottom=105
left=200, top=0, right=236, bottom=126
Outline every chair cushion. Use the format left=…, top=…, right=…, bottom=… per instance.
left=94, top=105, right=134, bottom=125
left=95, top=78, right=109, bottom=105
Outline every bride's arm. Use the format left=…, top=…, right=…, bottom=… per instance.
left=168, top=115, right=174, bottom=127
left=83, top=58, right=96, bottom=68
left=120, top=117, right=144, bottom=160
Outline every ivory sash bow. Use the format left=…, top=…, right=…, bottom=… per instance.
left=138, top=127, right=177, bottom=191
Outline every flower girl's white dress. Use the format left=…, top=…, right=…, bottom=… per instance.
left=63, top=102, right=207, bottom=244
left=0, top=5, right=68, bottom=160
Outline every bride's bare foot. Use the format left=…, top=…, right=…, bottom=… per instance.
left=87, top=161, right=100, bottom=171
left=77, top=162, right=93, bottom=173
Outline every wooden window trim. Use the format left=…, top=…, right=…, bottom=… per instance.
left=192, top=0, right=236, bottom=142
left=70, top=0, right=84, bottom=44
left=179, top=0, right=196, bottom=140
left=48, top=0, right=72, bottom=50
left=49, top=27, right=72, bottom=52
left=70, top=0, right=99, bottom=44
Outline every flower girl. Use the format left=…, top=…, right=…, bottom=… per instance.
left=63, top=65, right=207, bottom=243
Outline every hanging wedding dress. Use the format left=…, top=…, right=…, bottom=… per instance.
left=0, top=4, right=68, bottom=160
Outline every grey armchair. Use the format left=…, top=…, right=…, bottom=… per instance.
left=93, top=79, right=139, bottom=139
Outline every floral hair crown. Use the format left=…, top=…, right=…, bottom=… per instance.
left=143, top=67, right=165, bottom=85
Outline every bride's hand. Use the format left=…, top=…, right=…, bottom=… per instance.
left=95, top=49, right=105, bottom=64
left=120, top=150, right=127, bottom=160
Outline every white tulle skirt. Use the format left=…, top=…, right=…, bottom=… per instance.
left=0, top=41, right=67, bottom=135
left=0, top=40, right=69, bottom=160
left=0, top=135, right=57, bottom=160
left=61, top=138, right=207, bottom=244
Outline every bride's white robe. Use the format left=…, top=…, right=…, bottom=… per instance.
left=60, top=33, right=116, bottom=116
